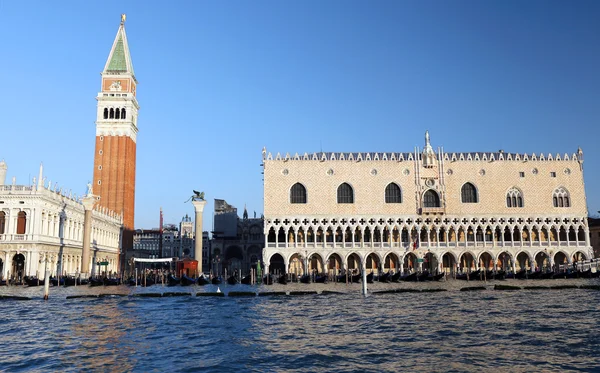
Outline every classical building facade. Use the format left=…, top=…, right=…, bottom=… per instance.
left=262, top=132, right=593, bottom=277
left=210, top=200, right=264, bottom=276
left=0, top=163, right=122, bottom=280
left=93, top=16, right=139, bottom=269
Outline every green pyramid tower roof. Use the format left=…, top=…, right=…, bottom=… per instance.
left=103, top=18, right=135, bottom=78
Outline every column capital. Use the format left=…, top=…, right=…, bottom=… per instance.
left=191, top=199, right=207, bottom=212
left=82, top=195, right=98, bottom=211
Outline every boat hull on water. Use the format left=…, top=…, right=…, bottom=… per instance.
left=197, top=275, right=210, bottom=285
left=180, top=275, right=196, bottom=286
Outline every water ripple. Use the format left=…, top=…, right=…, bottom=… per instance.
left=1, top=279, right=600, bottom=371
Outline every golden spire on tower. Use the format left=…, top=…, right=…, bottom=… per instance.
left=121, top=14, right=126, bottom=25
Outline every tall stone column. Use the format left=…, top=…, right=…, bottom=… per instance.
left=81, top=195, right=97, bottom=275
left=192, top=199, right=207, bottom=274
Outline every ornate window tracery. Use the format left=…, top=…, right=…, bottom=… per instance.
left=553, top=187, right=570, bottom=207
left=506, top=188, right=524, bottom=208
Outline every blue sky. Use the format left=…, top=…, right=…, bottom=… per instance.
left=1, top=0, right=599, bottom=229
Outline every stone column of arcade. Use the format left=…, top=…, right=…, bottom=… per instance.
left=81, top=195, right=97, bottom=276
left=192, top=199, right=207, bottom=275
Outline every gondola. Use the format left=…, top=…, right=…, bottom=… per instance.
left=0, top=279, right=7, bottom=286
left=167, top=274, right=181, bottom=286
left=64, top=277, right=89, bottom=286
left=277, top=274, right=288, bottom=285
left=315, top=274, right=328, bottom=283
left=127, top=277, right=137, bottom=286
left=528, top=271, right=542, bottom=280
left=180, top=274, right=196, bottom=286
left=378, top=271, right=391, bottom=283
left=591, top=270, right=600, bottom=278
left=25, top=276, right=44, bottom=286
left=227, top=275, right=238, bottom=285
left=552, top=271, right=568, bottom=279
left=493, top=271, right=506, bottom=280
left=514, top=269, right=528, bottom=279
left=89, top=278, right=105, bottom=287
left=300, top=275, right=311, bottom=284
left=577, top=269, right=592, bottom=278
left=197, top=275, right=210, bottom=285
left=456, top=270, right=481, bottom=281
left=211, top=276, right=222, bottom=285
left=417, top=271, right=430, bottom=282
left=401, top=272, right=419, bottom=282
left=391, top=271, right=403, bottom=282
left=351, top=273, right=361, bottom=283
left=336, top=273, right=347, bottom=283
left=104, top=278, right=120, bottom=286
left=241, top=274, right=252, bottom=285
left=431, top=272, right=446, bottom=281
left=366, top=272, right=374, bottom=283
left=540, top=271, right=555, bottom=280
left=50, top=277, right=65, bottom=286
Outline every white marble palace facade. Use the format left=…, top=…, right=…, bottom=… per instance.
left=262, top=132, right=594, bottom=276
left=0, top=162, right=122, bottom=280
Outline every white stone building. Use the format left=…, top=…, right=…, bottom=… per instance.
left=0, top=162, right=122, bottom=280
left=262, top=132, right=594, bottom=277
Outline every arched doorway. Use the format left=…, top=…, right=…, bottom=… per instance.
left=459, top=252, right=475, bottom=273
left=572, top=251, right=587, bottom=264
left=365, top=253, right=380, bottom=274
left=424, top=252, right=438, bottom=274
left=403, top=252, right=418, bottom=273
left=516, top=252, right=531, bottom=271
left=12, top=253, right=26, bottom=282
left=479, top=252, right=494, bottom=271
left=383, top=253, right=400, bottom=272
left=497, top=251, right=512, bottom=272
left=346, top=253, right=361, bottom=275
left=553, top=251, right=568, bottom=271
left=225, top=246, right=243, bottom=276
left=441, top=252, right=456, bottom=274
left=327, top=253, right=343, bottom=276
left=534, top=251, right=550, bottom=272
left=288, top=253, right=304, bottom=279
left=269, top=253, right=285, bottom=275
left=307, top=253, right=324, bottom=276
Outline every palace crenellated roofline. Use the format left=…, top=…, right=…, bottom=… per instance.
left=263, top=150, right=583, bottom=163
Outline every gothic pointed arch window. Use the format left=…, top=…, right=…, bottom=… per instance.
left=109, top=108, right=114, bottom=119
left=121, top=108, right=126, bottom=119
left=385, top=183, right=402, bottom=203
left=103, top=108, right=108, bottom=119
left=115, top=108, right=120, bottom=119
left=337, top=183, right=354, bottom=204
left=552, top=187, right=570, bottom=207
left=290, top=183, right=307, bottom=204
left=461, top=182, right=478, bottom=203
left=423, top=189, right=440, bottom=208
left=506, top=187, right=524, bottom=208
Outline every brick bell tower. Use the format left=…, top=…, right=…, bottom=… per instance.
left=93, top=14, right=139, bottom=270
